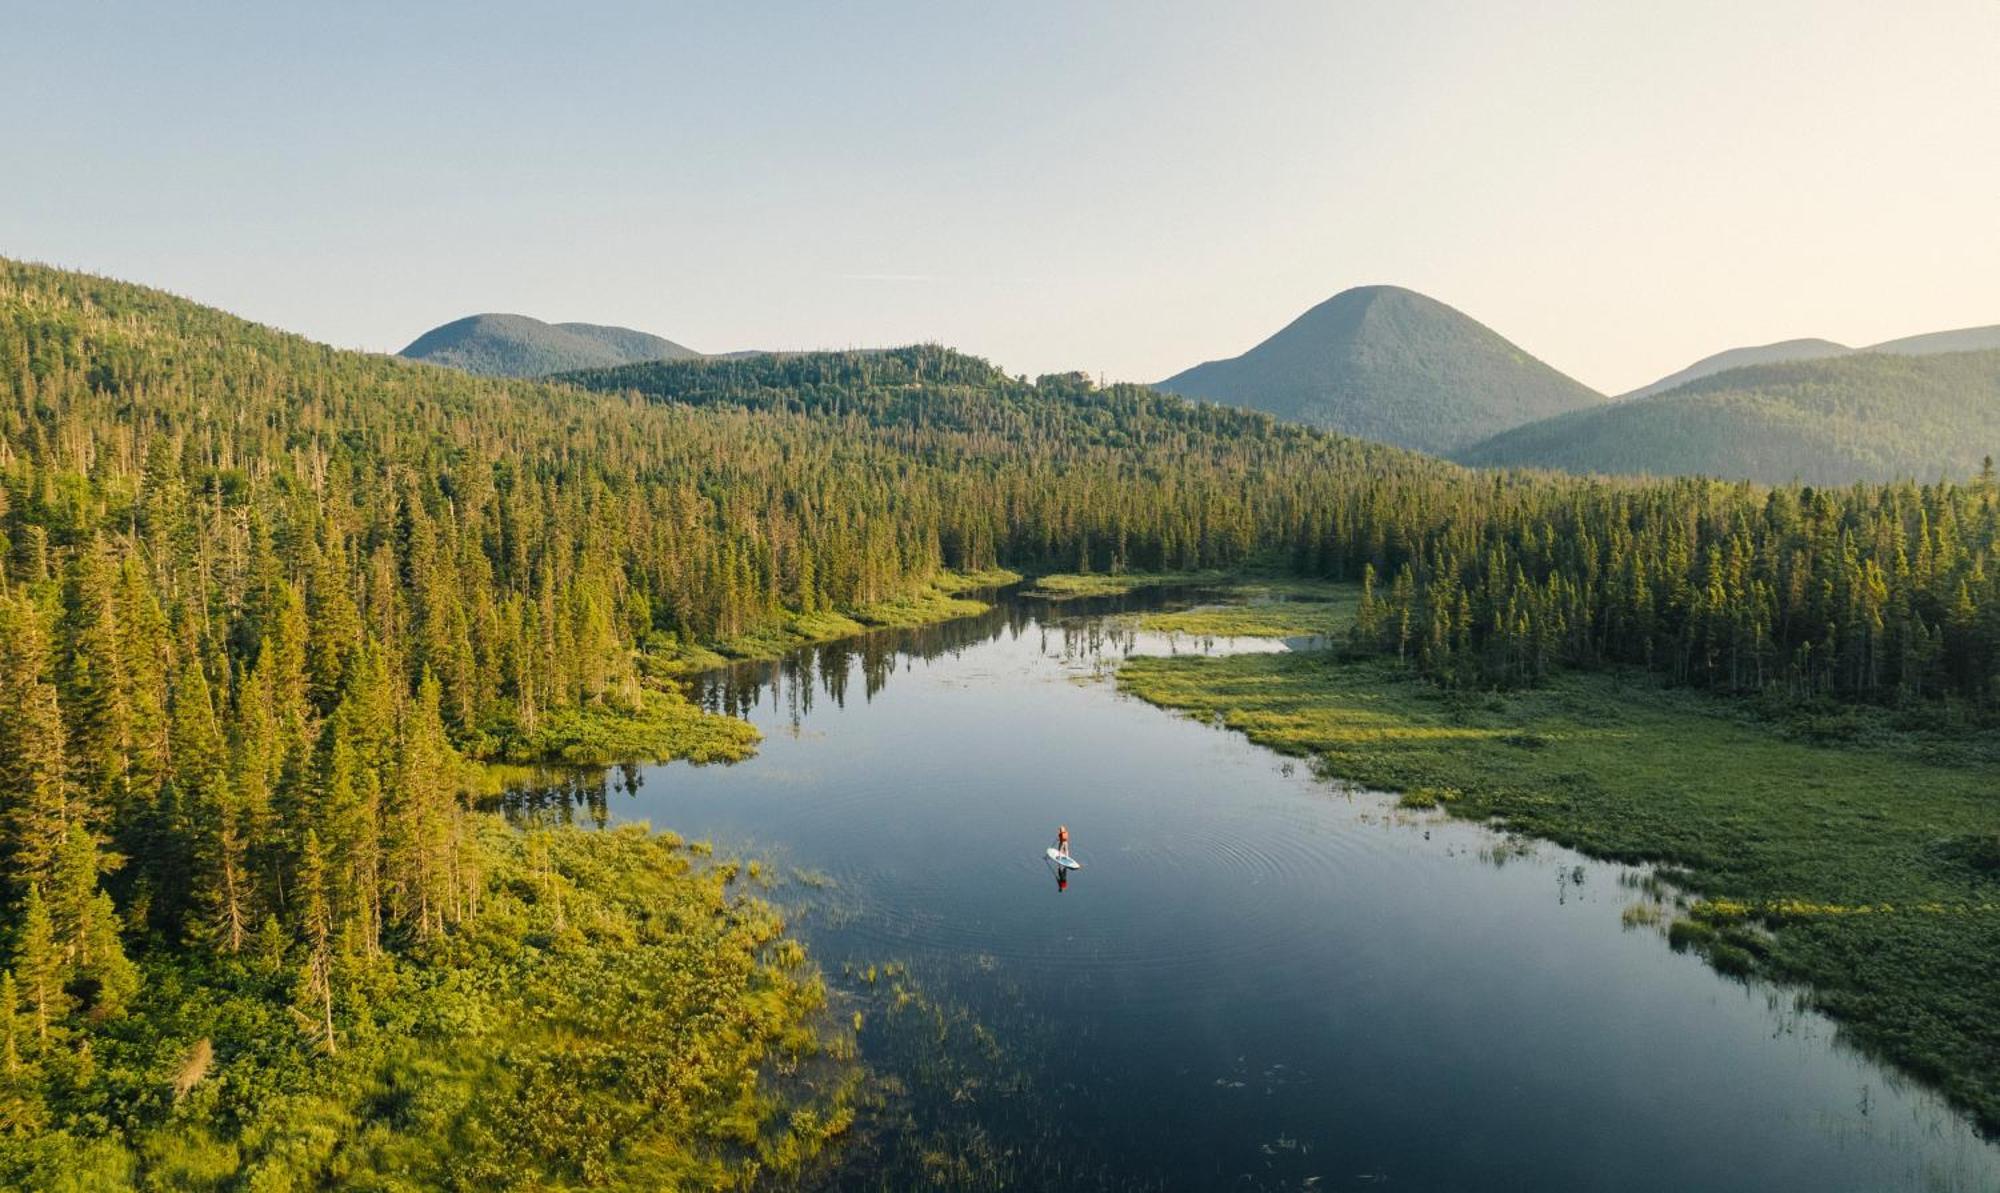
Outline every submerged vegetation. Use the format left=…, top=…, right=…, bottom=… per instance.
left=780, top=952, right=1148, bottom=1191
left=1115, top=584, right=2000, bottom=1132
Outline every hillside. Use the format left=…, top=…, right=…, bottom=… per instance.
left=399, top=311, right=699, bottom=375
left=1154, top=285, right=1606, bottom=455
left=1458, top=349, right=2000, bottom=484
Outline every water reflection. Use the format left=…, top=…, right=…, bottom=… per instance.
left=501, top=763, right=659, bottom=828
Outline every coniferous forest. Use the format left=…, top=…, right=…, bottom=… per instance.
left=4, top=258, right=2000, bottom=1183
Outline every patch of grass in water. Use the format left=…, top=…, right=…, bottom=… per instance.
left=1023, top=570, right=1233, bottom=600
left=1621, top=902, right=1666, bottom=930
left=929, top=566, right=1023, bottom=594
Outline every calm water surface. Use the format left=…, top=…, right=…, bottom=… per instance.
left=510, top=592, right=2000, bottom=1192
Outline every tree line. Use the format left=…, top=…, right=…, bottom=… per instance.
left=1345, top=466, right=2000, bottom=700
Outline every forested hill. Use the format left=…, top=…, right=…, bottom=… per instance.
left=399, top=311, right=699, bottom=376
left=562, top=346, right=1407, bottom=452
left=1153, top=285, right=1607, bottom=455
left=1457, top=349, right=2000, bottom=484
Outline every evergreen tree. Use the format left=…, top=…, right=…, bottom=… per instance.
left=169, top=657, right=251, bottom=951
left=0, top=598, right=71, bottom=899
left=12, top=885, right=62, bottom=1046
left=292, top=831, right=337, bottom=1055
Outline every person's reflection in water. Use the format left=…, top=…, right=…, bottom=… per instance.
left=1051, top=861, right=1068, bottom=893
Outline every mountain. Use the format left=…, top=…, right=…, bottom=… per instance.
left=1620, top=338, right=1852, bottom=400
left=1458, top=349, right=2000, bottom=484
left=1154, top=286, right=1605, bottom=456
left=399, top=312, right=699, bottom=376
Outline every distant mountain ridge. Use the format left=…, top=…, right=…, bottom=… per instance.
left=1458, top=349, right=2000, bottom=485
left=399, top=313, right=699, bottom=377
left=1868, top=324, right=2000, bottom=357
left=1620, top=338, right=1853, bottom=400
left=1155, top=285, right=1606, bottom=456
left=1621, top=324, right=2000, bottom=400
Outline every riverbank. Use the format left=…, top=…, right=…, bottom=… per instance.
left=1105, top=578, right=2000, bottom=1135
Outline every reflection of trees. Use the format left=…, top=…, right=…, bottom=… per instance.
left=498, top=766, right=630, bottom=828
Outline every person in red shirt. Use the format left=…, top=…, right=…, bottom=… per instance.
left=1055, top=824, right=1071, bottom=857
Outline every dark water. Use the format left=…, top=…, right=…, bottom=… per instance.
left=508, top=591, right=2000, bottom=1192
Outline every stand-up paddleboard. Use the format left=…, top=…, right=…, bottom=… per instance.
left=1046, top=848, right=1082, bottom=870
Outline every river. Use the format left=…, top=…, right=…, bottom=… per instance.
left=504, top=589, right=2000, bottom=1192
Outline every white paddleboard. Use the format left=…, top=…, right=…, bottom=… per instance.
left=1046, top=847, right=1082, bottom=870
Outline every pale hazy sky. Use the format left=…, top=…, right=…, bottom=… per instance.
left=5, top=1, right=1996, bottom=393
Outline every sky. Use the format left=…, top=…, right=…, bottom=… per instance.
left=3, top=0, right=1997, bottom=393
